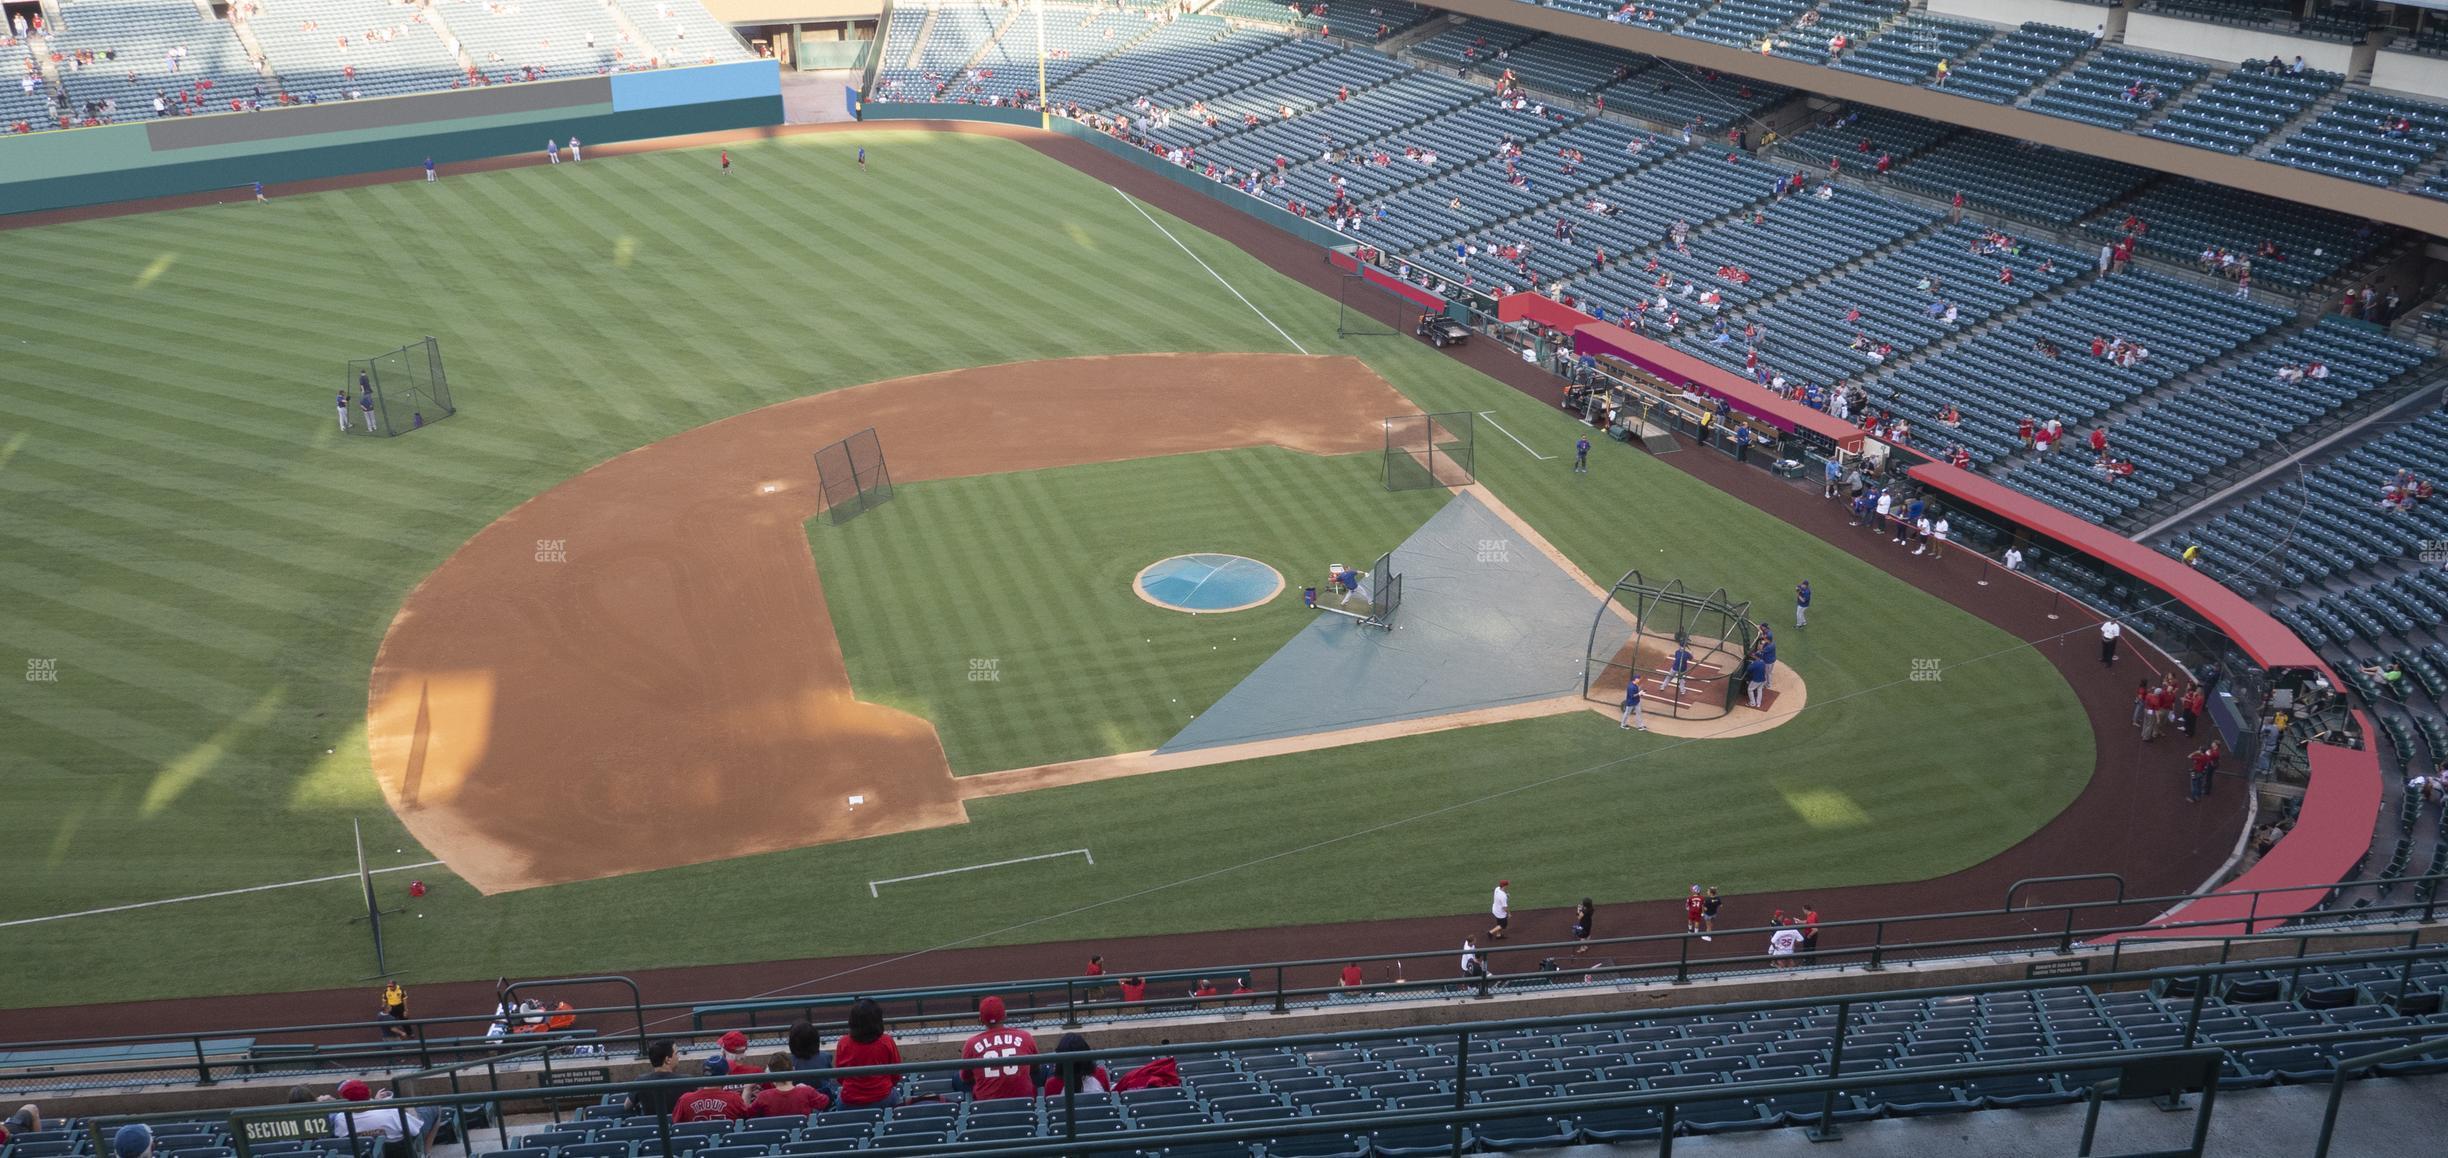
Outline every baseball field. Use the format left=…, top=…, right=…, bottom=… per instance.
left=0, top=126, right=2101, bottom=1011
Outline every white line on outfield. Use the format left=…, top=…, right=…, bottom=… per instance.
left=0, top=861, right=444, bottom=928
left=869, top=849, right=1093, bottom=898
left=1111, top=187, right=1307, bottom=355
left=1477, top=412, right=1555, bottom=460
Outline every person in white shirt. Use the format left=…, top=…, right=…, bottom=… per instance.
left=1487, top=880, right=1511, bottom=941
left=1928, top=515, right=1950, bottom=560
left=1460, top=938, right=1491, bottom=997
left=2100, top=619, right=2123, bottom=666
left=1767, top=923, right=1803, bottom=968
left=325, top=1081, right=427, bottom=1147
left=2003, top=546, right=2025, bottom=572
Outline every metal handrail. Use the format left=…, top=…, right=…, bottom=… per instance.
left=87, top=942, right=2448, bottom=1158
left=8, top=874, right=2444, bottom=1093
left=2309, top=1032, right=2448, bottom=1158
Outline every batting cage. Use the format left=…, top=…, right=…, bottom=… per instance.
left=343, top=337, right=455, bottom=436
left=1311, top=549, right=1402, bottom=629
left=1581, top=571, right=1757, bottom=720
left=814, top=427, right=894, bottom=524
left=1382, top=411, right=1477, bottom=492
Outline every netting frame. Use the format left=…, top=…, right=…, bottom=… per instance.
left=814, top=427, right=894, bottom=525
left=1581, top=570, right=1756, bottom=720
left=1366, top=549, right=1401, bottom=627
left=1382, top=411, right=1477, bottom=492
left=343, top=337, right=454, bottom=437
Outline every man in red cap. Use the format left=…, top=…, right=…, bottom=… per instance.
left=325, top=1080, right=429, bottom=1143
left=704, top=1031, right=762, bottom=1078
left=959, top=997, right=1040, bottom=1100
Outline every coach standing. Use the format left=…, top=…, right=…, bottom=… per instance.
left=2100, top=619, right=2123, bottom=666
left=1795, top=580, right=1811, bottom=627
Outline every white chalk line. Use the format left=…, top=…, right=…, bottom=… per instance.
left=1112, top=187, right=1307, bottom=355
left=1477, top=411, right=1555, bottom=460
left=1, top=861, right=445, bottom=928
left=869, top=848, right=1094, bottom=898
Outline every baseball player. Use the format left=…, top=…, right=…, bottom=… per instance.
left=1335, top=567, right=1364, bottom=605
left=336, top=391, right=352, bottom=431
left=252, top=181, right=266, bottom=202
left=568, top=136, right=582, bottom=163
left=1574, top=436, right=1590, bottom=473
left=857, top=146, right=867, bottom=171
left=1487, top=880, right=1510, bottom=941
left=1795, top=579, right=1811, bottom=627
left=359, top=389, right=379, bottom=432
left=424, top=156, right=436, bottom=183
left=1746, top=653, right=1769, bottom=708
left=1669, top=643, right=1692, bottom=695
left=721, top=149, right=731, bottom=174
left=1619, top=677, right=1645, bottom=731
left=546, top=139, right=560, bottom=164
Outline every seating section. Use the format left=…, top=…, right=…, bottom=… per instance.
left=1362, top=117, right=1674, bottom=269
left=427, top=969, right=2448, bottom=1154
left=2091, top=178, right=2391, bottom=291
left=1771, top=107, right=1954, bottom=168
left=1679, top=0, right=1812, bottom=51
left=2282, top=571, right=2448, bottom=649
left=1673, top=223, right=2086, bottom=404
left=1476, top=32, right=1652, bottom=97
left=2146, top=66, right=2337, bottom=154
left=871, top=4, right=1004, bottom=102
left=2149, top=0, right=2291, bottom=26
left=1412, top=16, right=1535, bottom=71
left=1888, top=132, right=2150, bottom=224
left=2267, top=91, right=2448, bottom=187
left=1836, top=14, right=1991, bottom=85
left=2024, top=46, right=2205, bottom=131
left=51, top=0, right=261, bottom=119
left=1881, top=272, right=2285, bottom=484
left=2008, top=317, right=2430, bottom=525
left=1056, top=17, right=1279, bottom=110
left=1764, top=0, right=1905, bottom=69
left=2189, top=410, right=2448, bottom=593
left=1312, top=0, right=1434, bottom=42
left=247, top=0, right=463, bottom=101
left=1936, top=23, right=2091, bottom=106
left=609, top=0, right=756, bottom=66
left=1598, top=61, right=1793, bottom=131
left=436, top=0, right=638, bottom=80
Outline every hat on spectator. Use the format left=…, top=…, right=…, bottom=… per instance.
left=337, top=1080, right=372, bottom=1102
left=978, top=996, right=1007, bottom=1025
left=717, top=1031, right=748, bottom=1054
left=112, top=1124, right=154, bottom=1158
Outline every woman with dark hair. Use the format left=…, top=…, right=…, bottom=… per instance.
left=830, top=999, right=903, bottom=1109
left=1042, top=1033, right=1108, bottom=1096
left=786, top=1021, right=838, bottom=1106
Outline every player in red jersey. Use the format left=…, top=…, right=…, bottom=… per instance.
left=959, top=997, right=1041, bottom=1101
left=1684, top=886, right=1705, bottom=936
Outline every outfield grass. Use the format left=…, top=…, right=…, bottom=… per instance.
left=0, top=129, right=2092, bottom=1008
left=811, top=449, right=1449, bottom=772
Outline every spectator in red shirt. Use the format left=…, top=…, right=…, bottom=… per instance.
left=1083, top=954, right=1107, bottom=1002
left=747, top=1055, right=827, bottom=1118
left=1340, top=961, right=1365, bottom=988
left=960, top=996, right=1041, bottom=1101
left=1799, top=905, right=1821, bottom=963
left=830, top=999, right=904, bottom=1109
left=2088, top=426, right=2109, bottom=461
left=671, top=1084, right=748, bottom=1123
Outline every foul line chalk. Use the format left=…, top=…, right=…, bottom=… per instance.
left=1, top=861, right=445, bottom=928
left=869, top=849, right=1094, bottom=898
left=1477, top=411, right=1555, bottom=460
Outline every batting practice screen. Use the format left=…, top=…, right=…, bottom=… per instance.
left=343, top=337, right=455, bottom=437
left=1383, top=411, right=1477, bottom=491
left=1581, top=571, right=1755, bottom=720
left=814, top=427, right=894, bottom=524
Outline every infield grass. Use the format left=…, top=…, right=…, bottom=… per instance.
left=0, top=129, right=2091, bottom=1007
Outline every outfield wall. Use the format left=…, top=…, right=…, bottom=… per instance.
left=0, top=62, right=783, bottom=217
